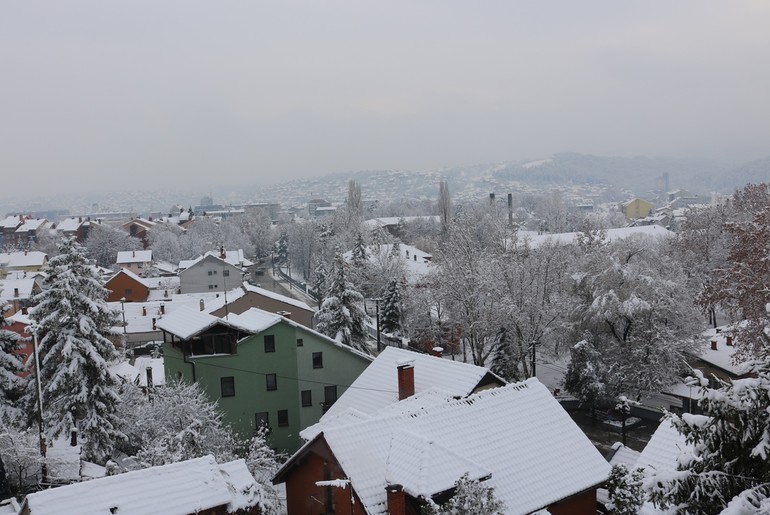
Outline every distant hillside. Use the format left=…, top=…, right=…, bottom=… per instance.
left=721, top=156, right=770, bottom=190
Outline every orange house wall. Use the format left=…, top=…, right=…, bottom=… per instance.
left=106, top=274, right=150, bottom=302
left=548, top=488, right=598, bottom=515
left=284, top=439, right=366, bottom=515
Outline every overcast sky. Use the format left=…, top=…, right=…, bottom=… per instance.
left=2, top=1, right=769, bottom=198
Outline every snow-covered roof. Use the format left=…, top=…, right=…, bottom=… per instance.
left=155, top=307, right=230, bottom=340
left=22, top=455, right=259, bottom=515
left=133, top=357, right=166, bottom=386
left=108, top=286, right=246, bottom=334
left=311, top=347, right=501, bottom=428
left=178, top=250, right=253, bottom=271
left=15, top=218, right=46, bottom=232
left=362, top=216, right=441, bottom=231
left=106, top=268, right=149, bottom=288
left=224, top=308, right=282, bottom=334
left=55, top=217, right=84, bottom=232
left=0, top=251, right=47, bottom=268
left=0, top=215, right=22, bottom=229
left=218, top=459, right=265, bottom=512
left=0, top=279, right=37, bottom=299
left=635, top=418, right=692, bottom=475
left=116, top=250, right=153, bottom=264
left=242, top=281, right=313, bottom=312
left=518, top=225, right=674, bottom=248
left=695, top=326, right=745, bottom=376
left=606, top=442, right=642, bottom=469
left=286, top=379, right=610, bottom=515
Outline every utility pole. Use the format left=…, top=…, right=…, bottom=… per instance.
left=530, top=341, right=538, bottom=379
left=32, top=333, right=47, bottom=483
left=375, top=298, right=381, bottom=352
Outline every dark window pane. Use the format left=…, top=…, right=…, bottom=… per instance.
left=220, top=376, right=235, bottom=397
left=312, top=352, right=323, bottom=369
left=266, top=374, right=277, bottom=391
left=323, top=385, right=337, bottom=412
left=296, top=338, right=304, bottom=347
left=277, top=409, right=289, bottom=427
left=301, top=390, right=312, bottom=407
left=264, top=335, right=275, bottom=353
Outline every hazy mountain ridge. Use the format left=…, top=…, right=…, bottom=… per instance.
left=3, top=153, right=769, bottom=218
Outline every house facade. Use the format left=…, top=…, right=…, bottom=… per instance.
left=116, top=250, right=153, bottom=277
left=209, top=282, right=315, bottom=330
left=620, top=198, right=655, bottom=219
left=105, top=268, right=150, bottom=302
left=160, top=308, right=372, bottom=452
left=179, top=254, right=245, bottom=294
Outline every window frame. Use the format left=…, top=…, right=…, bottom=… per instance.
left=264, top=334, right=275, bottom=353
left=312, top=352, right=323, bottom=369
left=277, top=409, right=289, bottom=427
left=266, top=373, right=277, bottom=391
left=220, top=376, right=235, bottom=397
left=301, top=389, right=312, bottom=407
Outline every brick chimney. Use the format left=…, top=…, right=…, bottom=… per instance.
left=726, top=335, right=733, bottom=346
left=277, top=310, right=291, bottom=319
left=397, top=361, right=415, bottom=400
left=385, top=484, right=406, bottom=515
left=431, top=346, right=443, bottom=358
left=160, top=303, right=165, bottom=315
left=220, top=245, right=226, bottom=259
left=711, top=340, right=717, bottom=351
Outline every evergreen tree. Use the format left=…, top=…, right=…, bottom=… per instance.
left=605, top=464, right=645, bottom=514
left=649, top=360, right=770, bottom=513
left=315, top=251, right=368, bottom=352
left=352, top=232, right=367, bottom=265
left=30, top=238, right=123, bottom=462
left=311, top=260, right=328, bottom=309
left=0, top=296, right=24, bottom=424
left=422, top=473, right=505, bottom=515
left=275, top=231, right=289, bottom=266
left=380, top=277, right=403, bottom=335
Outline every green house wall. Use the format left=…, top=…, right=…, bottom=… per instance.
left=163, top=321, right=372, bottom=453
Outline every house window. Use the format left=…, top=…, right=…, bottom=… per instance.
left=277, top=409, right=289, bottom=427
left=301, top=390, right=312, bottom=407
left=264, top=335, right=275, bottom=353
left=208, top=270, right=213, bottom=276
left=312, top=352, right=323, bottom=369
left=223, top=269, right=230, bottom=277
left=296, top=338, right=304, bottom=347
left=255, top=412, right=270, bottom=432
left=208, top=285, right=214, bottom=290
left=266, top=374, right=277, bottom=391
left=323, top=385, right=337, bottom=411
left=220, top=376, right=235, bottom=397
left=124, top=288, right=132, bottom=296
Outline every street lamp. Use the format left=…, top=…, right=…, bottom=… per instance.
left=120, top=297, right=127, bottom=334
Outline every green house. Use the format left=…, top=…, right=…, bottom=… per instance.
left=158, top=307, right=373, bottom=452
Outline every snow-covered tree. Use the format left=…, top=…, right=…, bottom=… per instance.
left=564, top=237, right=701, bottom=406
left=0, top=296, right=25, bottom=424
left=275, top=231, right=289, bottom=266
left=351, top=232, right=367, bottom=265
left=0, top=423, right=47, bottom=497
left=605, top=464, right=645, bottom=515
left=380, top=277, right=403, bottom=335
left=421, top=473, right=505, bottom=515
left=648, top=360, right=770, bottom=514
left=116, top=380, right=237, bottom=468
left=315, top=251, right=368, bottom=352
left=244, top=427, right=285, bottom=515
left=30, top=237, right=123, bottom=462
left=84, top=223, right=142, bottom=268
left=492, top=240, right=572, bottom=381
